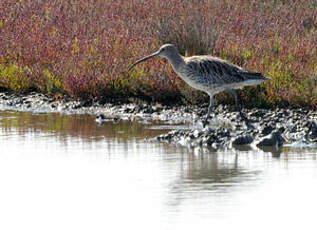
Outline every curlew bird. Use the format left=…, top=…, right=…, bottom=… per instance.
left=128, top=44, right=270, bottom=126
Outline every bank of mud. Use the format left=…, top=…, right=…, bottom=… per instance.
left=0, top=91, right=316, bottom=149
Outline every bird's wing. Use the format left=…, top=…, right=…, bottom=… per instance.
left=185, top=56, right=267, bottom=85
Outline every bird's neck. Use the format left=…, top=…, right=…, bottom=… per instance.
left=166, top=53, right=185, bottom=72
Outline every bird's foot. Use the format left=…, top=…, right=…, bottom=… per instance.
left=202, top=116, right=211, bottom=128
left=202, top=120, right=208, bottom=128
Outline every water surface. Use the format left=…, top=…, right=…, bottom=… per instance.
left=0, top=110, right=316, bottom=230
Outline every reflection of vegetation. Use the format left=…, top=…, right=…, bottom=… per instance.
left=0, top=111, right=166, bottom=142
left=165, top=151, right=262, bottom=207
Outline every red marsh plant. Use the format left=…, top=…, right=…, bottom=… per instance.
left=0, top=0, right=316, bottom=106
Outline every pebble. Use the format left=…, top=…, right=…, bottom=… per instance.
left=1, top=91, right=317, bottom=149
left=255, top=130, right=284, bottom=147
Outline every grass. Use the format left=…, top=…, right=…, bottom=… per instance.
left=0, top=0, right=316, bottom=107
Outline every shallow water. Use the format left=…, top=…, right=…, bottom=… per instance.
left=0, top=110, right=316, bottom=230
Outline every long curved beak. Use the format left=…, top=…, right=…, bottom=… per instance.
left=128, top=51, right=159, bottom=71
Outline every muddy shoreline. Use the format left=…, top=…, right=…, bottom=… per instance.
left=0, top=91, right=316, bottom=149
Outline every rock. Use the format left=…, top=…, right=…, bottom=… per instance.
left=277, top=126, right=285, bottom=133
left=249, top=109, right=266, bottom=118
left=215, top=127, right=231, bottom=138
left=96, top=114, right=107, bottom=123
left=261, top=124, right=275, bottom=136
left=143, top=106, right=154, bottom=114
left=112, top=116, right=120, bottom=123
left=202, top=127, right=214, bottom=134
left=202, top=136, right=215, bottom=146
left=164, top=133, right=173, bottom=140
left=193, top=129, right=202, bottom=138
left=232, top=135, right=254, bottom=145
left=282, top=110, right=291, bottom=117
left=305, top=120, right=317, bottom=141
left=80, top=99, right=92, bottom=107
left=256, top=130, right=284, bottom=147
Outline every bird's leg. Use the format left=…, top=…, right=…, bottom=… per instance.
left=225, top=88, right=239, bottom=110
left=225, top=88, right=249, bottom=123
left=203, top=95, right=214, bottom=127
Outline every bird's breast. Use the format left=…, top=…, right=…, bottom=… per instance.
left=175, top=70, right=217, bottom=93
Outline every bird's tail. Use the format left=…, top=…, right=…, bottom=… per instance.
left=243, top=71, right=271, bottom=81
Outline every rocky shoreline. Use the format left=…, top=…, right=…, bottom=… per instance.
left=0, top=91, right=317, bottom=149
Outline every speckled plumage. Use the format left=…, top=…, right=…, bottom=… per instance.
left=129, top=44, right=270, bottom=126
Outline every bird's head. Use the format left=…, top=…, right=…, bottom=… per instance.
left=156, top=44, right=178, bottom=59
left=128, top=44, right=178, bottom=71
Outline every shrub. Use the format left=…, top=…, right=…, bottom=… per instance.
left=148, top=1, right=217, bottom=56
left=0, top=0, right=316, bottom=107
left=0, top=64, right=33, bottom=93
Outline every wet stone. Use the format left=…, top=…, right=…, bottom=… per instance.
left=256, top=130, right=284, bottom=147
left=249, top=110, right=266, bottom=118
left=289, top=125, right=298, bottom=133
left=124, top=106, right=135, bottom=113
left=261, top=124, right=275, bottom=136
left=202, top=136, right=215, bottom=145
left=193, top=129, right=202, bottom=138
left=1, top=91, right=317, bottom=148
left=305, top=120, right=317, bottom=141
left=215, top=127, right=231, bottom=137
left=164, top=133, right=173, bottom=140
left=232, top=135, right=254, bottom=145
left=81, top=100, right=93, bottom=107
left=277, top=126, right=286, bottom=133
